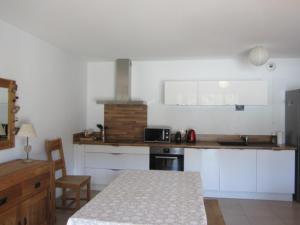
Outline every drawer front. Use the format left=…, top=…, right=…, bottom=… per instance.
left=85, top=152, right=149, bottom=170
left=0, top=185, right=22, bottom=214
left=84, top=145, right=149, bottom=155
left=84, top=168, right=120, bottom=186
left=22, top=172, right=50, bottom=198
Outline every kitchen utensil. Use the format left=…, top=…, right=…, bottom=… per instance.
left=187, top=129, right=196, bottom=143
left=175, top=131, right=182, bottom=144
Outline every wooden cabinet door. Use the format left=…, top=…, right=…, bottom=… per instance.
left=20, top=190, right=50, bottom=225
left=0, top=206, right=19, bottom=225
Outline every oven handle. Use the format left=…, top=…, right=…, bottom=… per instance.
left=155, top=156, right=178, bottom=160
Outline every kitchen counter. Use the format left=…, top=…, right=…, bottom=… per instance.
left=73, top=139, right=295, bottom=151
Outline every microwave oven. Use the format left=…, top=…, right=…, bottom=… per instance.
left=144, top=127, right=171, bottom=143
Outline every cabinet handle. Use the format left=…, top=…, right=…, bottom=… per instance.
left=0, top=197, right=7, bottom=206
left=110, top=169, right=121, bottom=171
left=155, top=156, right=178, bottom=160
left=35, top=181, right=41, bottom=189
left=109, top=153, right=123, bottom=156
left=24, top=217, right=27, bottom=225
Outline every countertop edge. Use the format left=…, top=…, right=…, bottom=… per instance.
left=73, top=141, right=296, bottom=151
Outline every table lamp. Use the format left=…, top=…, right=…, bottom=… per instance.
left=17, top=123, right=37, bottom=162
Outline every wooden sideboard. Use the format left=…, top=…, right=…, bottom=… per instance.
left=0, top=160, right=55, bottom=225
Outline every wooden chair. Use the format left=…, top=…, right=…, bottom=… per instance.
left=45, top=138, right=91, bottom=211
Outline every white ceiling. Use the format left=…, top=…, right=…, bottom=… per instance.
left=0, top=0, right=300, bottom=60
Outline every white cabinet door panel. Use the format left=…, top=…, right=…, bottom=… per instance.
left=85, top=152, right=149, bottom=170
left=197, top=81, right=268, bottom=106
left=220, top=150, right=257, bottom=192
left=165, top=81, right=198, bottom=105
left=257, top=150, right=295, bottom=194
left=198, top=81, right=237, bottom=105
left=85, top=145, right=149, bottom=155
left=184, top=148, right=220, bottom=191
left=85, top=168, right=120, bottom=185
left=74, top=145, right=85, bottom=175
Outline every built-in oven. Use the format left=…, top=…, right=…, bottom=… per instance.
left=150, top=147, right=184, bottom=171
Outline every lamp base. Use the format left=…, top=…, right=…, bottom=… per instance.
left=24, top=145, right=32, bottom=163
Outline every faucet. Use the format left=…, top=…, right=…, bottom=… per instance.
left=240, top=135, right=249, bottom=145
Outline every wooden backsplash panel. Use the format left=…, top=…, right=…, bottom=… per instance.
left=104, top=104, right=147, bottom=142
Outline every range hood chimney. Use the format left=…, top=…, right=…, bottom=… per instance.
left=96, top=59, right=144, bottom=105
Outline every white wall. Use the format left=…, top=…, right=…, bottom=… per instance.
left=0, top=19, right=86, bottom=173
left=87, top=59, right=300, bottom=136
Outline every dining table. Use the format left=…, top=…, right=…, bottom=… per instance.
left=67, top=170, right=207, bottom=225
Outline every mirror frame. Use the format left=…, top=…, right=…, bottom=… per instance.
left=0, top=78, right=16, bottom=150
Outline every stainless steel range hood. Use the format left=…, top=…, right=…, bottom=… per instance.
left=96, top=59, right=145, bottom=105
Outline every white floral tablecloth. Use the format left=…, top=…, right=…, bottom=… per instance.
left=67, top=170, right=207, bottom=225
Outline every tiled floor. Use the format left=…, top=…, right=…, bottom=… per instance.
left=56, top=192, right=300, bottom=225
left=219, top=198, right=300, bottom=225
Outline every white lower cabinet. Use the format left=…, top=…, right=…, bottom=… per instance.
left=184, top=148, right=295, bottom=201
left=74, top=145, right=296, bottom=200
left=85, top=152, right=149, bottom=170
left=220, top=150, right=257, bottom=192
left=184, top=148, right=220, bottom=191
left=257, top=150, right=295, bottom=194
left=84, top=168, right=121, bottom=187
left=74, top=145, right=150, bottom=190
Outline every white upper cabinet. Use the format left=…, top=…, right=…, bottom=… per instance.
left=165, top=80, right=268, bottom=106
left=164, top=81, right=198, bottom=105
left=198, top=81, right=268, bottom=105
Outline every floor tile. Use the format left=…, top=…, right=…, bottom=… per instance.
left=223, top=214, right=251, bottom=225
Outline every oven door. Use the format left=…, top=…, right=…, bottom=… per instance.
left=150, top=154, right=184, bottom=171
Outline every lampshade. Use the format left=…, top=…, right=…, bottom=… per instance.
left=17, top=123, right=37, bottom=138
left=248, top=46, right=270, bottom=66
left=0, top=124, right=5, bottom=136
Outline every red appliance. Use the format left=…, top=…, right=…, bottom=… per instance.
left=187, top=129, right=196, bottom=143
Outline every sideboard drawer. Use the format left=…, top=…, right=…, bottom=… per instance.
left=0, top=185, right=22, bottom=213
left=22, top=172, right=50, bottom=198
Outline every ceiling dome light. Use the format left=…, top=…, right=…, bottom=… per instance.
left=248, top=46, right=270, bottom=66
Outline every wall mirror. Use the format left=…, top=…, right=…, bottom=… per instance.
left=0, top=78, right=17, bottom=150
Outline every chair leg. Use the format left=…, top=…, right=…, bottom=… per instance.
left=87, top=182, right=91, bottom=202
left=76, top=188, right=81, bottom=210
left=62, top=188, right=66, bottom=207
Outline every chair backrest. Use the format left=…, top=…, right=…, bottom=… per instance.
left=45, top=138, right=67, bottom=177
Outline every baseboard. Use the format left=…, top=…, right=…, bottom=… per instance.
left=204, top=191, right=293, bottom=201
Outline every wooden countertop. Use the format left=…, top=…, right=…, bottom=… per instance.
left=73, top=140, right=295, bottom=151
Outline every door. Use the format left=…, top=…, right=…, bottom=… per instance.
left=184, top=148, right=220, bottom=191
left=257, top=150, right=295, bottom=194
left=220, top=150, right=257, bottom=192
left=0, top=206, right=19, bottom=225
left=164, top=81, right=198, bottom=105
left=150, top=154, right=184, bottom=171
left=20, top=190, right=50, bottom=225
